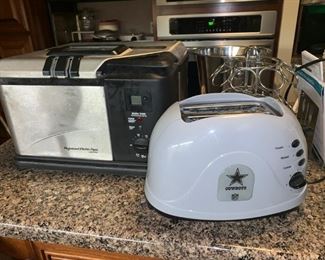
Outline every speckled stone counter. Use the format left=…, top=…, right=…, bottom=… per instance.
left=0, top=141, right=324, bottom=259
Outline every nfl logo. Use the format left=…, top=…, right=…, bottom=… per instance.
left=231, top=193, right=239, bottom=201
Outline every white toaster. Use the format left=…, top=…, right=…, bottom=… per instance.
left=145, top=93, right=308, bottom=220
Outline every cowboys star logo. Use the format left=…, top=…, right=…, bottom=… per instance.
left=226, top=168, right=248, bottom=186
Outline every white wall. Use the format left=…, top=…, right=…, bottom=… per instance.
left=78, top=0, right=153, bottom=35
left=277, top=0, right=300, bottom=63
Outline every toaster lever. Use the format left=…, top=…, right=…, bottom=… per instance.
left=289, top=172, right=307, bottom=189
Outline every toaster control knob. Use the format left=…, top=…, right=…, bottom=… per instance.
left=291, top=139, right=300, bottom=148
left=133, top=138, right=149, bottom=151
left=289, top=172, right=307, bottom=189
left=296, top=149, right=304, bottom=157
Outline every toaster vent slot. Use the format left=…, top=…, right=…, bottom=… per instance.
left=181, top=101, right=279, bottom=122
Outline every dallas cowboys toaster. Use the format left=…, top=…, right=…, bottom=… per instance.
left=144, top=93, right=308, bottom=220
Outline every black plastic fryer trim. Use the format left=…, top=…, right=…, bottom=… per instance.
left=0, top=78, right=104, bottom=86
left=15, top=155, right=147, bottom=177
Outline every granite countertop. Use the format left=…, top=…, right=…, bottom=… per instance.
left=0, top=141, right=324, bottom=259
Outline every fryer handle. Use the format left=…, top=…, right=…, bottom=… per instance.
left=47, top=44, right=129, bottom=57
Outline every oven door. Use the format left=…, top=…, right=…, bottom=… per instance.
left=156, top=0, right=266, bottom=6
left=186, top=39, right=275, bottom=96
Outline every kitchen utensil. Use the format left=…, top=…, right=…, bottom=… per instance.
left=195, top=46, right=248, bottom=93
left=93, top=30, right=119, bottom=41
left=145, top=93, right=308, bottom=220
left=194, top=46, right=296, bottom=100
left=119, top=34, right=145, bottom=42
left=78, top=9, right=95, bottom=31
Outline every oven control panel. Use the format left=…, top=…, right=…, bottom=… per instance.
left=157, top=11, right=277, bottom=40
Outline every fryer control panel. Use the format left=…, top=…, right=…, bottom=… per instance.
left=125, top=90, right=153, bottom=161
left=127, top=112, right=151, bottom=161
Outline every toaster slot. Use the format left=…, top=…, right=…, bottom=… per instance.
left=181, top=101, right=280, bottom=122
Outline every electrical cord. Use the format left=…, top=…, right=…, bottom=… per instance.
left=306, top=176, right=325, bottom=185
left=284, top=57, right=325, bottom=102
left=295, top=57, right=325, bottom=72
left=305, top=157, right=325, bottom=185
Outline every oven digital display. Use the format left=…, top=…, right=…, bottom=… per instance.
left=208, top=19, right=215, bottom=27
left=131, top=95, right=142, bottom=106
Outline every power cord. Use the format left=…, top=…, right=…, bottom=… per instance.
left=295, top=57, right=325, bottom=73
left=306, top=176, right=325, bottom=185
left=284, top=57, right=325, bottom=102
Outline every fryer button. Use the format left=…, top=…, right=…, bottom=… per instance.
left=143, top=96, right=149, bottom=102
left=43, top=56, right=54, bottom=76
left=70, top=56, right=81, bottom=77
left=133, top=138, right=149, bottom=152
left=54, top=56, right=68, bottom=77
left=289, top=172, right=306, bottom=189
left=291, top=139, right=300, bottom=148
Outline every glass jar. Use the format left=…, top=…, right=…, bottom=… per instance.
left=79, top=9, right=95, bottom=31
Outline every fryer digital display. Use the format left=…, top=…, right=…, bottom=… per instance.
left=131, top=95, right=142, bottom=106
left=125, top=89, right=152, bottom=112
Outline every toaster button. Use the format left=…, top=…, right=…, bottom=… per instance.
left=298, top=158, right=306, bottom=166
left=296, top=149, right=304, bottom=157
left=289, top=172, right=306, bottom=189
left=291, top=139, right=300, bottom=148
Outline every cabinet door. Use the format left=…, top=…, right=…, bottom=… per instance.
left=0, top=0, right=33, bottom=58
left=0, top=237, right=35, bottom=260
left=0, top=0, right=52, bottom=143
left=0, top=0, right=53, bottom=58
left=0, top=0, right=33, bottom=144
left=33, top=242, right=160, bottom=260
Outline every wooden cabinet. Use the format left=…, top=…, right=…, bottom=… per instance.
left=0, top=0, right=33, bottom=58
left=0, top=0, right=53, bottom=58
left=0, top=237, right=160, bottom=260
left=0, top=237, right=35, bottom=260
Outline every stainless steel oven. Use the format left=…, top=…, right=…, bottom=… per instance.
left=156, top=9, right=278, bottom=96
